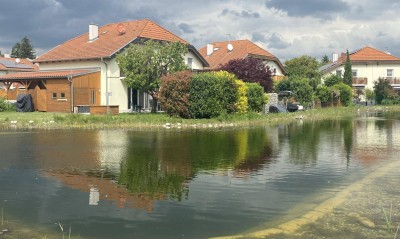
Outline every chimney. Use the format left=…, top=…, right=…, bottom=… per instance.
left=4, top=54, right=10, bottom=58
left=332, top=53, right=338, bottom=62
left=206, top=43, right=214, bottom=56
left=89, top=24, right=99, bottom=42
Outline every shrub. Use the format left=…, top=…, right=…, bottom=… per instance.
left=246, top=83, right=264, bottom=112
left=374, top=78, right=397, bottom=105
left=315, top=85, right=333, bottom=105
left=234, top=79, right=248, bottom=113
left=0, top=97, right=15, bottom=112
left=323, top=74, right=342, bottom=87
left=189, top=72, right=237, bottom=118
left=212, top=71, right=238, bottom=114
left=333, top=82, right=353, bottom=106
left=159, top=71, right=192, bottom=118
left=289, top=77, right=314, bottom=106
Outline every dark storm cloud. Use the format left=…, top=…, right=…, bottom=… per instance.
left=178, top=23, right=195, bottom=34
left=266, top=33, right=291, bottom=49
left=0, top=0, right=162, bottom=54
left=266, top=0, right=348, bottom=19
left=221, top=8, right=260, bottom=18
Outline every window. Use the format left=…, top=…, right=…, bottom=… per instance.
left=52, top=93, right=57, bottom=98
left=336, top=70, right=342, bottom=77
left=60, top=92, right=66, bottom=98
left=352, top=70, right=358, bottom=77
left=187, top=58, right=193, bottom=69
left=387, top=69, right=393, bottom=77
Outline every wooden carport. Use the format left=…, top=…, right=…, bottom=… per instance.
left=0, top=69, right=101, bottom=112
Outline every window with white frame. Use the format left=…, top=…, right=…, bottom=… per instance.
left=387, top=69, right=393, bottom=77
left=187, top=58, right=193, bottom=69
left=352, top=70, right=357, bottom=77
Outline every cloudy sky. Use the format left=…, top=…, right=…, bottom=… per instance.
left=1, top=0, right=400, bottom=62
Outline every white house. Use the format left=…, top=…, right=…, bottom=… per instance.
left=30, top=19, right=209, bottom=113
left=320, top=46, right=400, bottom=93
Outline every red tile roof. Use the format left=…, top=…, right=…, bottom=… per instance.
left=343, top=46, right=400, bottom=62
left=34, top=19, right=189, bottom=63
left=0, top=57, right=38, bottom=71
left=321, top=46, right=400, bottom=73
left=0, top=69, right=99, bottom=80
left=199, top=39, right=284, bottom=72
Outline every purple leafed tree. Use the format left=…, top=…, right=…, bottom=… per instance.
left=218, top=57, right=274, bottom=92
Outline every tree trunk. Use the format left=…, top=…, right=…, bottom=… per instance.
left=151, top=97, right=158, bottom=113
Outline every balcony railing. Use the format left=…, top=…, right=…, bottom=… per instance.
left=383, top=77, right=400, bottom=85
left=352, top=77, right=368, bottom=85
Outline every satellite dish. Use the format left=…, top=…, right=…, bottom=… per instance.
left=15, top=58, right=21, bottom=64
left=117, top=23, right=126, bottom=35
left=227, top=43, right=234, bottom=51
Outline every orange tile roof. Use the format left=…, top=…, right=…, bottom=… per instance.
left=321, top=46, right=400, bottom=73
left=0, top=69, right=99, bottom=80
left=34, top=19, right=188, bottom=63
left=199, top=39, right=284, bottom=72
left=344, top=46, right=400, bottom=62
left=0, top=57, right=38, bottom=71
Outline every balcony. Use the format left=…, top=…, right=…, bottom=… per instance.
left=383, top=77, right=400, bottom=85
left=352, top=77, right=367, bottom=85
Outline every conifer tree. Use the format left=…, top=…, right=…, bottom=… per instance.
left=343, top=50, right=353, bottom=87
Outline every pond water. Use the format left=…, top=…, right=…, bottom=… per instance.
left=0, top=112, right=400, bottom=239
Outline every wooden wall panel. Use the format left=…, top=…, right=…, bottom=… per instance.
left=73, top=72, right=101, bottom=107
left=46, top=79, right=71, bottom=113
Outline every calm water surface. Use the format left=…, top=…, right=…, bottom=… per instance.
left=0, top=113, right=400, bottom=238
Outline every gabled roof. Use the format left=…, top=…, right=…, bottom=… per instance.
left=0, top=69, right=99, bottom=80
left=199, top=39, right=285, bottom=73
left=34, top=19, right=192, bottom=63
left=0, top=57, right=38, bottom=71
left=320, top=46, right=400, bottom=73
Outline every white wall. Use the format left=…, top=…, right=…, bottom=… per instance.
left=323, top=62, right=400, bottom=89
left=185, top=51, right=204, bottom=70
left=265, top=61, right=284, bottom=76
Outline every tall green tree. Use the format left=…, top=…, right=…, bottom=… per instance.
left=343, top=50, right=353, bottom=87
left=321, top=55, right=330, bottom=65
left=0, top=50, right=3, bottom=57
left=117, top=40, right=188, bottom=113
left=284, top=55, right=321, bottom=79
left=284, top=55, right=321, bottom=90
left=11, top=36, right=36, bottom=59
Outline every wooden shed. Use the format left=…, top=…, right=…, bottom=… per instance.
left=0, top=69, right=101, bottom=113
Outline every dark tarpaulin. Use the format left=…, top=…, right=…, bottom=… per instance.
left=16, top=94, right=34, bottom=112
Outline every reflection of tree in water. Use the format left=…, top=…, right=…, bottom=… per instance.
left=281, top=120, right=354, bottom=166
left=118, top=133, right=190, bottom=201
left=284, top=121, right=322, bottom=165
left=341, top=119, right=353, bottom=166
left=233, top=129, right=274, bottom=174
left=118, top=129, right=273, bottom=200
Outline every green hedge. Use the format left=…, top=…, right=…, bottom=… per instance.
left=246, top=83, right=264, bottom=112
left=189, top=72, right=237, bottom=118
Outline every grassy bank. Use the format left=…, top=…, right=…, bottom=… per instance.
left=0, top=105, right=399, bottom=130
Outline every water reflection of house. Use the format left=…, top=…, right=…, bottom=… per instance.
left=352, top=119, right=399, bottom=165
left=44, top=171, right=158, bottom=211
